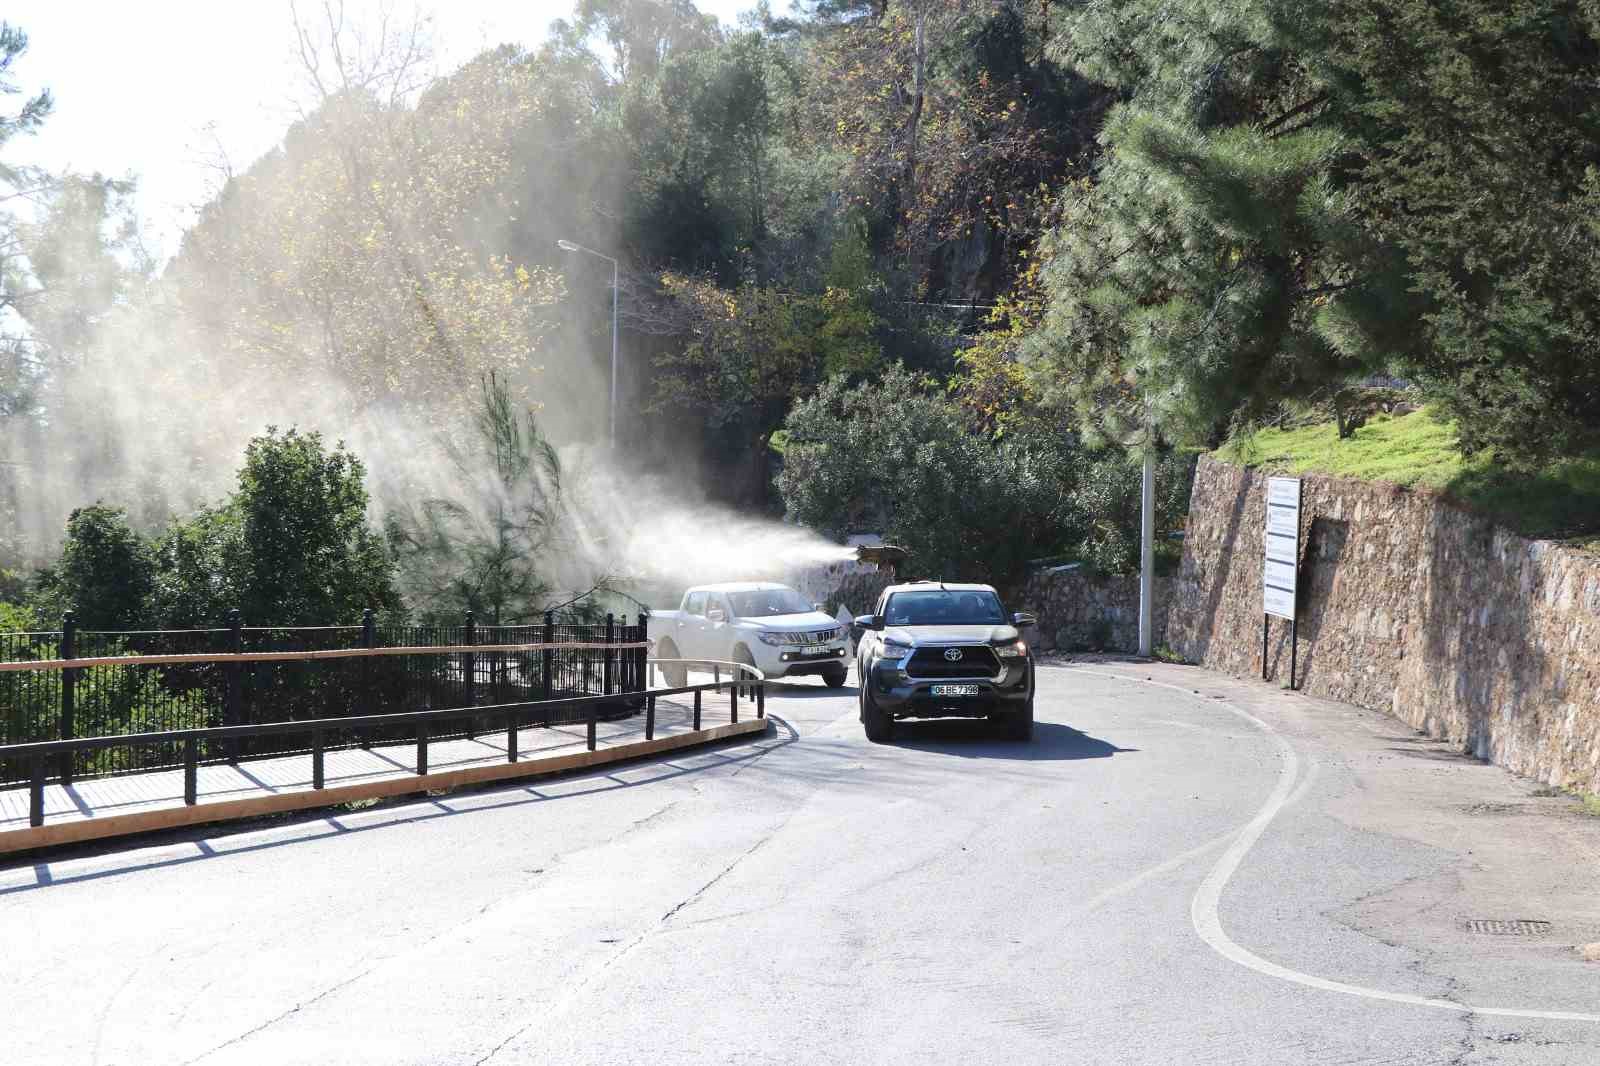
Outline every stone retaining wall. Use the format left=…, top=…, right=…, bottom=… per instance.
left=1169, top=455, right=1600, bottom=791
left=1016, top=570, right=1171, bottom=654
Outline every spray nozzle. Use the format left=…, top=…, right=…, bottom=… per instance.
left=855, top=543, right=908, bottom=573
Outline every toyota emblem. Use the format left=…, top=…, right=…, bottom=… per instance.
left=943, top=648, right=963, bottom=661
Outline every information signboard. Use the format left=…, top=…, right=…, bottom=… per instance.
left=1263, top=476, right=1301, bottom=620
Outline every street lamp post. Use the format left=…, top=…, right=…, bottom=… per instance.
left=557, top=239, right=620, bottom=450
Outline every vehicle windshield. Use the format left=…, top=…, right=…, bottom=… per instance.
left=728, top=588, right=814, bottom=618
left=884, top=590, right=1006, bottom=626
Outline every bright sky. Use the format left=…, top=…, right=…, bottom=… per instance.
left=7, top=1, right=753, bottom=259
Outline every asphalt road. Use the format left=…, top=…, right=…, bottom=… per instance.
left=5, top=661, right=1600, bottom=1065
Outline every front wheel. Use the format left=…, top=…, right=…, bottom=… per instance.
left=733, top=645, right=759, bottom=700
left=657, top=640, right=688, bottom=688
left=822, top=664, right=848, bottom=688
left=996, top=696, right=1033, bottom=742
left=861, top=682, right=894, bottom=743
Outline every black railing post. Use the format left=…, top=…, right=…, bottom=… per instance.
left=757, top=682, right=765, bottom=719
left=225, top=609, right=243, bottom=763
left=29, top=755, right=45, bottom=827
left=360, top=608, right=376, bottom=749
left=636, top=612, right=649, bottom=694
left=542, top=611, right=554, bottom=702
left=463, top=611, right=477, bottom=739
left=646, top=695, right=655, bottom=741
left=417, top=721, right=430, bottom=776
left=604, top=613, right=615, bottom=697
left=59, top=610, right=76, bottom=784
left=507, top=709, right=518, bottom=763
left=183, top=736, right=198, bottom=806
left=312, top=729, right=325, bottom=789
left=693, top=688, right=702, bottom=731
left=731, top=677, right=739, bottom=723
left=587, top=707, right=597, bottom=751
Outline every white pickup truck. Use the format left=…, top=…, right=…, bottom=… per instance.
left=649, top=582, right=850, bottom=688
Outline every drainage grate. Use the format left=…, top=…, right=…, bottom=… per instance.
left=1463, top=919, right=1552, bottom=936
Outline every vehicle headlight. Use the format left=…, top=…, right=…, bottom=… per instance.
left=757, top=632, right=787, bottom=646
left=877, top=639, right=913, bottom=661
left=996, top=640, right=1028, bottom=659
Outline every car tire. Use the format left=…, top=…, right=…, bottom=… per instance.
left=657, top=640, right=688, bottom=689
left=822, top=664, right=848, bottom=689
left=998, top=696, right=1034, bottom=742
left=733, top=645, right=758, bottom=700
left=861, top=681, right=894, bottom=743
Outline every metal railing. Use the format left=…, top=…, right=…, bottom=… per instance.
left=0, top=611, right=650, bottom=785
left=2, top=659, right=766, bottom=831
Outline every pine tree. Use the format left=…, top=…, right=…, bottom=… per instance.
left=1325, top=0, right=1600, bottom=464
left=1026, top=0, right=1424, bottom=450
left=1027, top=0, right=1600, bottom=466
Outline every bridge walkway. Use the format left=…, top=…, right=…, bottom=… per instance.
left=0, top=681, right=760, bottom=854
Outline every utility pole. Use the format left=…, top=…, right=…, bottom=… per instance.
left=1139, top=448, right=1155, bottom=658
left=609, top=256, right=618, bottom=451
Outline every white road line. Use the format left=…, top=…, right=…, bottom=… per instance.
left=1068, top=829, right=1237, bottom=920
left=1072, top=667, right=1600, bottom=1024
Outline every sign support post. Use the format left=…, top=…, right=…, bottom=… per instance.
left=1291, top=614, right=1299, bottom=690
left=1262, top=476, right=1303, bottom=690
left=1261, top=616, right=1269, bottom=681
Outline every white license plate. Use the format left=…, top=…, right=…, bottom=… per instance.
left=802, top=644, right=829, bottom=656
left=929, top=684, right=981, bottom=697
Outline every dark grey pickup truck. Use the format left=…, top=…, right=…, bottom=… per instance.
left=852, top=581, right=1036, bottom=742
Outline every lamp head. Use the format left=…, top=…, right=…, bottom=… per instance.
left=556, top=239, right=580, bottom=252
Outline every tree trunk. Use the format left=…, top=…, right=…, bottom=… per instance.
left=905, top=5, right=927, bottom=210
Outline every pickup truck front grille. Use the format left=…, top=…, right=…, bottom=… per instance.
left=770, top=629, right=839, bottom=645
left=906, top=645, right=1001, bottom=679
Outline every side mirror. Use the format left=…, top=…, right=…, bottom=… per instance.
left=852, top=613, right=883, bottom=632
left=1012, top=612, right=1037, bottom=629
left=707, top=608, right=726, bottom=624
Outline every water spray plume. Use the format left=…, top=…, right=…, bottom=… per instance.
left=557, top=453, right=856, bottom=590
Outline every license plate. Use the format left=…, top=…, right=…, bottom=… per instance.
left=929, top=684, right=981, bottom=697
left=802, top=644, right=828, bottom=656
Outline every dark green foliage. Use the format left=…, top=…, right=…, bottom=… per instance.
left=777, top=365, right=1081, bottom=588
left=1027, top=0, right=1424, bottom=451
left=148, top=505, right=242, bottom=628
left=227, top=429, right=398, bottom=626
left=0, top=20, right=51, bottom=436
left=1323, top=0, right=1600, bottom=464
left=146, top=430, right=399, bottom=627
left=777, top=363, right=1197, bottom=583
left=625, top=32, right=777, bottom=281
left=1068, top=450, right=1195, bottom=575
left=30, top=504, right=154, bottom=628
left=1029, top=0, right=1600, bottom=469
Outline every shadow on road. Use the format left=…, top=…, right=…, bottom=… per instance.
left=1383, top=745, right=1485, bottom=765
left=892, top=720, right=1136, bottom=762
left=763, top=681, right=858, bottom=700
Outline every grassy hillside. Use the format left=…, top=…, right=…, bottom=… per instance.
left=1218, top=408, right=1600, bottom=547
